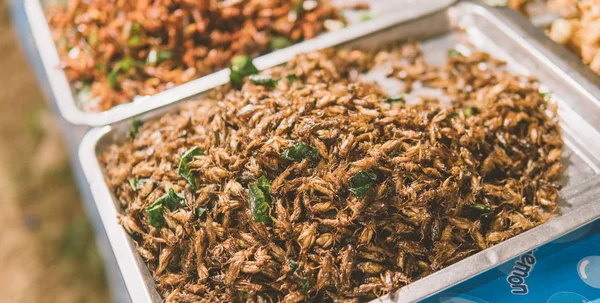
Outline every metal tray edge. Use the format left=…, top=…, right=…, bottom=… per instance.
left=80, top=126, right=162, bottom=302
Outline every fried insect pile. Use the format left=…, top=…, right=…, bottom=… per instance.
left=47, top=0, right=344, bottom=111
left=101, top=44, right=563, bottom=302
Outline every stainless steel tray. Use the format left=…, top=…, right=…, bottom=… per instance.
left=24, top=0, right=454, bottom=126
left=79, top=2, right=600, bottom=302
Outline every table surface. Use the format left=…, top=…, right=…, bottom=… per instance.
left=10, top=2, right=600, bottom=302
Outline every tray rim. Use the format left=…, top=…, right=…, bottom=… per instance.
left=78, top=2, right=600, bottom=302
left=24, top=0, right=456, bottom=126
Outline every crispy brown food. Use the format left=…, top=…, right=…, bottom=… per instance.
left=509, top=0, right=532, bottom=14
left=101, top=44, right=563, bottom=302
left=546, top=0, right=600, bottom=74
left=508, top=0, right=600, bottom=74
left=47, top=0, right=345, bottom=111
left=509, top=0, right=578, bottom=18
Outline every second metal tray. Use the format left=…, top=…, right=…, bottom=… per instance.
left=24, top=0, right=454, bottom=126
left=79, top=2, right=600, bottom=302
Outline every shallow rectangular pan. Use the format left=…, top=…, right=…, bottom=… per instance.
left=24, top=0, right=454, bottom=126
left=79, top=2, right=600, bottom=302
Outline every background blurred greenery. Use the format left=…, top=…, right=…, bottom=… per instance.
left=0, top=1, right=110, bottom=302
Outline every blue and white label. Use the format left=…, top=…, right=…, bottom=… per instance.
left=578, top=256, right=600, bottom=289
left=546, top=291, right=589, bottom=303
left=438, top=293, right=489, bottom=303
left=506, top=250, right=537, bottom=295
left=422, top=219, right=600, bottom=303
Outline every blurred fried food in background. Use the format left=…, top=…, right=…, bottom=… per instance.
left=508, top=0, right=600, bottom=75
left=547, top=0, right=600, bottom=74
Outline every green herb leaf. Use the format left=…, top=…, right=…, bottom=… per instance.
left=540, top=92, right=552, bottom=102
left=157, top=50, right=172, bottom=62
left=230, top=55, right=259, bottom=87
left=387, top=94, right=405, bottom=103
left=288, top=260, right=299, bottom=271
left=146, top=50, right=173, bottom=65
left=349, top=170, right=378, bottom=199
left=131, top=22, right=142, bottom=33
left=95, top=62, right=106, bottom=72
left=448, top=48, right=464, bottom=58
left=447, top=111, right=459, bottom=119
left=126, top=119, right=144, bottom=139
left=300, top=276, right=309, bottom=295
left=214, top=131, right=221, bottom=145
left=359, top=10, right=374, bottom=22
left=160, top=188, right=186, bottom=210
left=146, top=201, right=165, bottom=228
left=249, top=74, right=279, bottom=88
left=464, top=106, right=480, bottom=117
left=255, top=175, right=271, bottom=200
left=249, top=176, right=272, bottom=224
left=281, top=142, right=319, bottom=163
left=108, top=57, right=142, bottom=89
left=145, top=188, right=184, bottom=228
left=128, top=22, right=142, bottom=46
left=108, top=69, right=118, bottom=89
left=128, top=179, right=136, bottom=190
left=292, top=0, right=304, bottom=15
left=231, top=55, right=252, bottom=69
left=196, top=207, right=207, bottom=218
left=119, top=56, right=139, bottom=72
left=269, top=36, right=293, bottom=50
left=469, top=203, right=493, bottom=216
left=87, top=27, right=98, bottom=48
left=178, top=147, right=204, bottom=190
left=128, top=178, right=150, bottom=191
left=128, top=35, right=142, bottom=46
left=288, top=258, right=309, bottom=294
left=286, top=74, right=298, bottom=82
